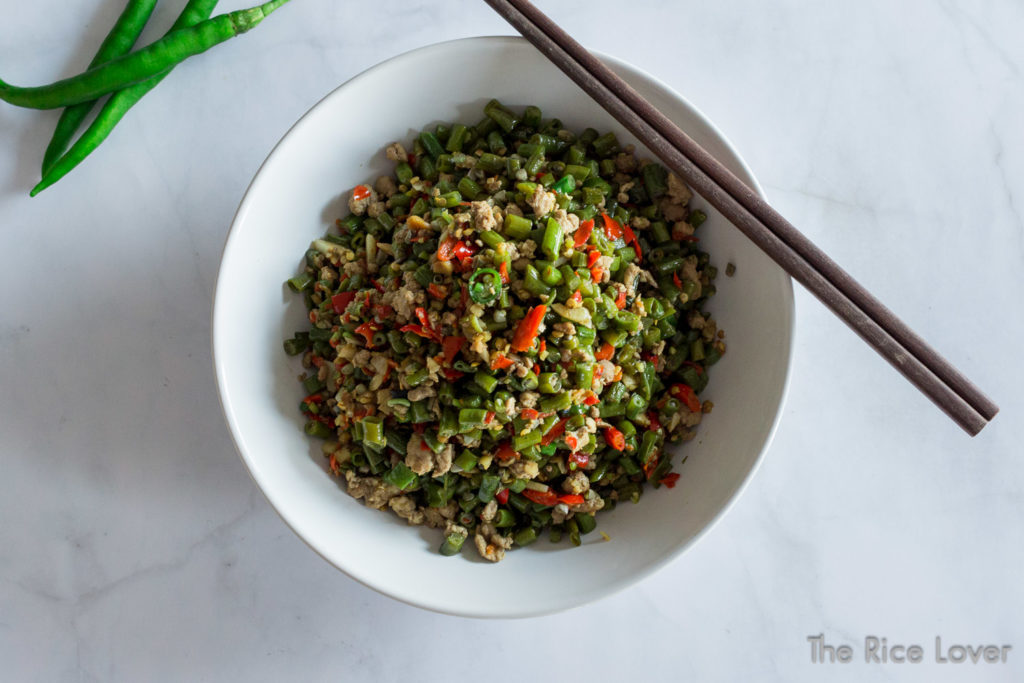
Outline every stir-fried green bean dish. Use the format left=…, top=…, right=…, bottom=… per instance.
left=284, top=100, right=725, bottom=561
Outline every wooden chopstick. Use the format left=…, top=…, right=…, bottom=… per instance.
left=485, top=0, right=998, bottom=435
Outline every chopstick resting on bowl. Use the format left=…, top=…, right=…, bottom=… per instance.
left=484, top=0, right=998, bottom=436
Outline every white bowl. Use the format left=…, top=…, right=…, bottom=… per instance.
left=213, top=36, right=794, bottom=618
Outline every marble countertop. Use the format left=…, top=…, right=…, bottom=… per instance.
left=1, top=1, right=1021, bottom=681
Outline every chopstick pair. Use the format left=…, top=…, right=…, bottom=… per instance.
left=484, top=0, right=998, bottom=435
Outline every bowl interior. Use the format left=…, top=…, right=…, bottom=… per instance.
left=213, top=36, right=793, bottom=618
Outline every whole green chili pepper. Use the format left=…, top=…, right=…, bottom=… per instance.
left=41, top=0, right=159, bottom=174
left=3, top=0, right=290, bottom=111
left=31, top=0, right=224, bottom=196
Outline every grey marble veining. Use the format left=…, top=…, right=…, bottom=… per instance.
left=1, top=1, right=1021, bottom=681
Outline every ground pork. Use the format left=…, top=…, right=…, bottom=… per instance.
left=553, top=208, right=579, bottom=239
left=344, top=470, right=401, bottom=510
left=666, top=172, right=693, bottom=205
left=474, top=523, right=513, bottom=562
left=479, top=500, right=498, bottom=522
left=615, top=152, right=638, bottom=173
left=405, top=434, right=434, bottom=475
left=407, top=384, right=436, bottom=402
left=470, top=200, right=498, bottom=231
left=509, top=459, right=540, bottom=480
left=375, top=175, right=397, bottom=197
left=562, top=470, right=590, bottom=495
left=384, top=142, right=407, bottom=162
left=388, top=496, right=425, bottom=525
left=424, top=503, right=460, bottom=528
left=404, top=434, right=452, bottom=476
left=569, top=492, right=605, bottom=515
left=347, top=186, right=377, bottom=216
left=527, top=187, right=556, bottom=217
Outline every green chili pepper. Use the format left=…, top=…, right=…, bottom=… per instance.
left=4, top=0, right=291, bottom=110
left=31, top=0, right=224, bottom=195
left=468, top=268, right=502, bottom=305
left=41, top=0, right=159, bottom=174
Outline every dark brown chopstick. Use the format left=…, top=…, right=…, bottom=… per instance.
left=485, top=0, right=998, bottom=435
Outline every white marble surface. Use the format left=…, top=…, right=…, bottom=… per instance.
left=1, top=0, right=1021, bottom=680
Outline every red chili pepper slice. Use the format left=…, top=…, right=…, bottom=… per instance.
left=601, top=212, right=622, bottom=240
left=427, top=283, right=446, bottom=299
left=569, top=289, right=583, bottom=306
left=565, top=434, right=579, bottom=451
left=442, top=336, right=465, bottom=365
left=568, top=451, right=589, bottom=469
left=521, top=408, right=541, bottom=421
left=441, top=368, right=465, bottom=381
left=352, top=184, right=371, bottom=201
left=370, top=278, right=385, bottom=293
left=398, top=324, right=429, bottom=338
left=354, top=321, right=379, bottom=347
left=490, top=353, right=514, bottom=371
left=594, top=342, right=615, bottom=361
left=494, top=441, right=518, bottom=462
left=558, top=494, right=585, bottom=506
left=522, top=489, right=560, bottom=506
left=604, top=427, right=625, bottom=452
left=672, top=271, right=682, bottom=289
left=661, top=472, right=680, bottom=488
left=669, top=383, right=702, bottom=413
left=573, top=219, right=594, bottom=248
left=614, top=288, right=627, bottom=310
left=586, top=249, right=601, bottom=268
left=511, top=304, right=546, bottom=352
left=590, top=265, right=603, bottom=283
left=437, top=235, right=457, bottom=262
left=413, top=307, right=441, bottom=341
left=331, top=291, right=356, bottom=314
left=622, top=224, right=642, bottom=262
left=452, top=241, right=476, bottom=262
left=642, top=458, right=658, bottom=479
left=495, top=488, right=510, bottom=504
left=647, top=411, right=662, bottom=431
left=498, top=261, right=509, bottom=284
left=583, top=393, right=599, bottom=406
left=541, top=418, right=567, bottom=445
